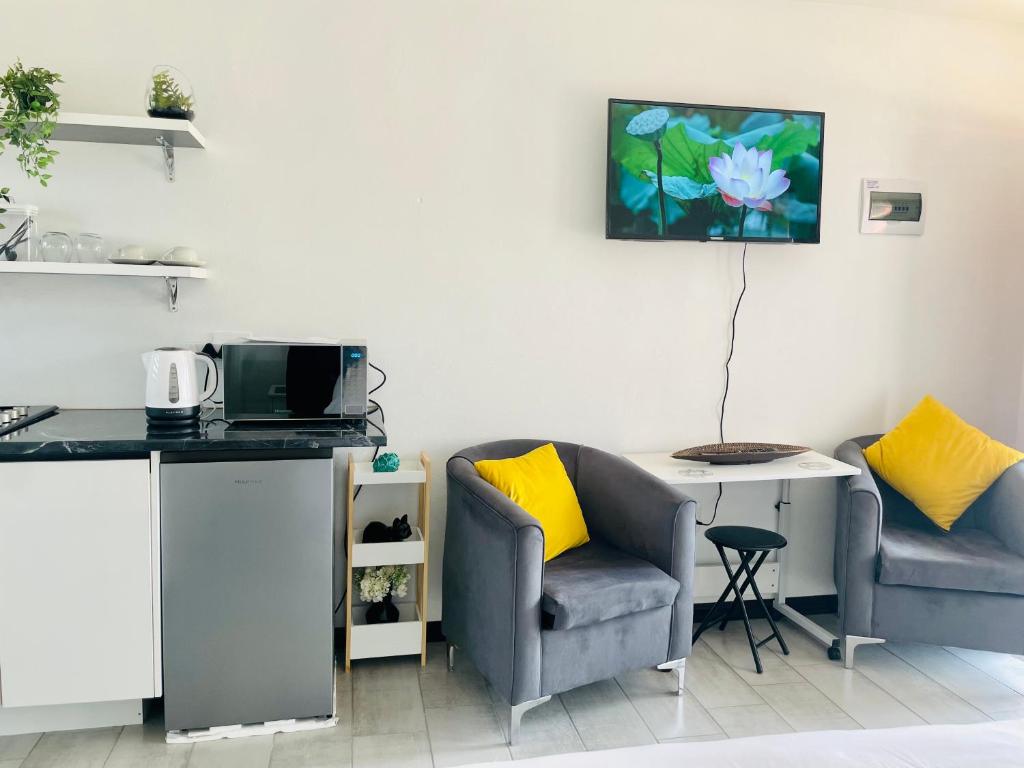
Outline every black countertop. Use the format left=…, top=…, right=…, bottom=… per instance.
left=0, top=408, right=385, bottom=459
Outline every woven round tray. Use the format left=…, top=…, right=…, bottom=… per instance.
left=672, top=442, right=810, bottom=465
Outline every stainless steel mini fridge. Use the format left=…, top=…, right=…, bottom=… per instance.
left=160, top=453, right=334, bottom=732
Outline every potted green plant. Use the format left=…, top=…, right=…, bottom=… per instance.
left=0, top=59, right=61, bottom=260
left=146, top=66, right=194, bottom=120
left=0, top=60, right=61, bottom=189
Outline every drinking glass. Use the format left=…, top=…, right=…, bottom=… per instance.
left=74, top=233, right=104, bottom=263
left=40, top=231, right=74, bottom=263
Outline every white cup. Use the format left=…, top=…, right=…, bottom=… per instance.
left=116, top=244, right=147, bottom=261
left=164, top=246, right=199, bottom=264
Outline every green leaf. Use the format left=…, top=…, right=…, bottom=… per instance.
left=754, top=120, right=821, bottom=168
left=611, top=130, right=660, bottom=181
left=659, top=123, right=731, bottom=184
left=642, top=172, right=717, bottom=200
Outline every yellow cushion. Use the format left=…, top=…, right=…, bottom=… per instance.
left=474, top=443, right=590, bottom=561
left=864, top=395, right=1024, bottom=531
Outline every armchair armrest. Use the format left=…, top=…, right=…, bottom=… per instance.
left=442, top=457, right=544, bottom=705
left=834, top=439, right=884, bottom=638
left=575, top=446, right=697, bottom=661
left=976, top=462, right=1024, bottom=559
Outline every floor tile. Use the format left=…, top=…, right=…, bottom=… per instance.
left=986, top=704, right=1024, bottom=721
left=755, top=682, right=861, bottom=732
left=768, top=618, right=837, bottom=667
left=351, top=656, right=421, bottom=694
left=1, top=760, right=24, bottom=768
left=887, top=642, right=1024, bottom=716
left=657, top=734, right=728, bottom=743
left=269, top=725, right=352, bottom=768
left=853, top=645, right=989, bottom=725
left=492, top=697, right=583, bottom=761
left=352, top=681, right=427, bottom=737
left=684, top=642, right=764, bottom=709
left=335, top=667, right=353, bottom=693
left=695, top=622, right=803, bottom=685
left=334, top=683, right=354, bottom=741
left=616, top=668, right=722, bottom=740
left=425, top=705, right=509, bottom=766
left=187, top=735, right=273, bottom=768
left=0, top=734, right=40, bottom=761
left=796, top=662, right=925, bottom=728
left=104, top=724, right=192, bottom=768
left=21, top=728, right=121, bottom=768
left=419, top=645, right=492, bottom=710
left=559, top=679, right=656, bottom=751
left=707, top=704, right=793, bottom=737
left=352, top=733, right=432, bottom=768
left=946, top=646, right=1024, bottom=695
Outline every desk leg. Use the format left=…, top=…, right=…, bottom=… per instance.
left=773, top=479, right=840, bottom=653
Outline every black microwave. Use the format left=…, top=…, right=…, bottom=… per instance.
left=222, top=343, right=368, bottom=422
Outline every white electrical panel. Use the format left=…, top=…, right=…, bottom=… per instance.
left=860, top=178, right=925, bottom=235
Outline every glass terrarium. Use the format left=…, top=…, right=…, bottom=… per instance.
left=146, top=65, right=195, bottom=120
left=0, top=204, right=39, bottom=262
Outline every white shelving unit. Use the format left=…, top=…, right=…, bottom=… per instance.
left=0, top=261, right=209, bottom=312
left=2, top=112, right=211, bottom=310
left=345, top=453, right=431, bottom=670
left=51, top=112, right=207, bottom=182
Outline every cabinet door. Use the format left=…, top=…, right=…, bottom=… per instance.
left=0, top=460, right=156, bottom=708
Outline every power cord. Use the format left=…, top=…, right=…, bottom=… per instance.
left=354, top=368, right=387, bottom=501
left=336, top=361, right=389, bottom=616
left=699, top=242, right=749, bottom=527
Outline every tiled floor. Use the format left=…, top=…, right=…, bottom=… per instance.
left=4, top=616, right=1024, bottom=767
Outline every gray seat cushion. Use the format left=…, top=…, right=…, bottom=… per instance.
left=878, top=522, right=1024, bottom=596
left=542, top=539, right=680, bottom=631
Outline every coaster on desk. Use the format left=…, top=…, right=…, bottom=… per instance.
left=798, top=460, right=832, bottom=471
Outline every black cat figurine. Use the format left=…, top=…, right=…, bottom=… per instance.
left=362, top=514, right=412, bottom=543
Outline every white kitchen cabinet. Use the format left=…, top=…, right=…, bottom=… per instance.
left=0, top=460, right=158, bottom=708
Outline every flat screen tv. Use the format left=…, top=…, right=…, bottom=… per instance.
left=606, top=99, right=824, bottom=243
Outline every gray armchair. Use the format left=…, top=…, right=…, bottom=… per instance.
left=835, top=436, right=1024, bottom=667
left=443, top=440, right=696, bottom=743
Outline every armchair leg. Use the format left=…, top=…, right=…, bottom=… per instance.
left=446, top=643, right=456, bottom=672
left=841, top=635, right=885, bottom=669
left=509, top=696, right=551, bottom=745
left=657, top=658, right=687, bottom=695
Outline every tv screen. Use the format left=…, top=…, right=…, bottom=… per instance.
left=606, top=99, right=824, bottom=243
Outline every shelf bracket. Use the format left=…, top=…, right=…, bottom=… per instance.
left=165, top=276, right=179, bottom=312
left=155, top=136, right=175, bottom=182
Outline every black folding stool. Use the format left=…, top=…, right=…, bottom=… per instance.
left=692, top=525, right=790, bottom=673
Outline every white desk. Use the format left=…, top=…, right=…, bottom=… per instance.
left=624, top=450, right=860, bottom=656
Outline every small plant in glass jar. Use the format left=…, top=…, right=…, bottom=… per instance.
left=146, top=66, right=194, bottom=120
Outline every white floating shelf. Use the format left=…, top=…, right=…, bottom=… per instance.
left=0, top=261, right=208, bottom=311
left=52, top=112, right=206, bottom=149
left=348, top=602, right=422, bottom=661
left=353, top=458, right=427, bottom=486
left=0, top=261, right=207, bottom=279
left=351, top=527, right=425, bottom=568
left=49, top=112, right=206, bottom=182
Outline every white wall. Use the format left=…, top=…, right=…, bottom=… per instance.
left=3, top=0, right=1023, bottom=619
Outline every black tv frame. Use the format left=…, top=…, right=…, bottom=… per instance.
left=605, top=98, right=825, bottom=244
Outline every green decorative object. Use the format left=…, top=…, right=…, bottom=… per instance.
left=373, top=452, right=400, bottom=472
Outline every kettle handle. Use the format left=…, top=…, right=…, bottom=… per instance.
left=196, top=353, right=219, bottom=403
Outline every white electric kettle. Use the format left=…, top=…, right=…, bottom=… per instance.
left=142, top=348, right=218, bottom=423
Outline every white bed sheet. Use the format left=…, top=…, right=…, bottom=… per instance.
left=466, top=719, right=1024, bottom=768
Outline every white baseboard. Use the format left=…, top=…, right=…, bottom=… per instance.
left=0, top=699, right=143, bottom=736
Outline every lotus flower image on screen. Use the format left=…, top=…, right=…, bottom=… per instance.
left=606, top=99, right=824, bottom=243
